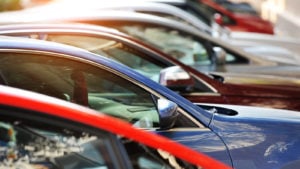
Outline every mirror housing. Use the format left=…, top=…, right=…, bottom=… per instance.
left=214, top=13, right=224, bottom=25
left=159, top=66, right=194, bottom=93
left=213, top=47, right=227, bottom=65
left=157, top=99, right=179, bottom=130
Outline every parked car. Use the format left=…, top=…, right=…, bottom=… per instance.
left=0, top=85, right=230, bottom=169
left=1, top=35, right=300, bottom=169
left=0, top=23, right=299, bottom=111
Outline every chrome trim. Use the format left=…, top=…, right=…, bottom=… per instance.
left=164, top=128, right=211, bottom=132
left=181, top=92, right=221, bottom=96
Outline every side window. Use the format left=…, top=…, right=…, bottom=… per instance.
left=219, top=14, right=235, bottom=25
left=212, top=45, right=249, bottom=64
left=118, top=24, right=212, bottom=66
left=0, top=52, right=159, bottom=128
left=0, top=111, right=114, bottom=169
left=29, top=33, right=170, bottom=82
left=27, top=33, right=214, bottom=93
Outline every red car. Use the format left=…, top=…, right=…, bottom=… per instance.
left=0, top=85, right=231, bottom=169
left=197, top=0, right=274, bottom=34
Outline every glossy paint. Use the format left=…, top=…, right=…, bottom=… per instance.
left=0, top=36, right=300, bottom=169
left=199, top=104, right=300, bottom=169
left=0, top=24, right=299, bottom=111
left=0, top=85, right=231, bottom=169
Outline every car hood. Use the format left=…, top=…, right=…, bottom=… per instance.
left=210, top=72, right=300, bottom=88
left=197, top=103, right=300, bottom=129
left=228, top=41, right=300, bottom=65
left=197, top=103, right=300, bottom=169
left=219, top=64, right=300, bottom=79
left=242, top=45, right=300, bottom=65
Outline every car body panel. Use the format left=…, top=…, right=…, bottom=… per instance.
left=198, top=103, right=300, bottom=169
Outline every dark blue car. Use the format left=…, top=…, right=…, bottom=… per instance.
left=0, top=36, right=299, bottom=169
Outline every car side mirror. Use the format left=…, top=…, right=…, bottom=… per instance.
left=213, top=47, right=227, bottom=65
left=157, top=99, right=179, bottom=130
left=159, top=66, right=194, bottom=93
left=214, top=13, right=224, bottom=25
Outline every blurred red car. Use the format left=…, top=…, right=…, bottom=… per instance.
left=0, top=85, right=231, bottom=169
left=198, top=0, right=274, bottom=34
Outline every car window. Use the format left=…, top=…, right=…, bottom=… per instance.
left=18, top=33, right=213, bottom=93
left=0, top=108, right=198, bottom=169
left=212, top=45, right=249, bottom=64
left=31, top=34, right=169, bottom=82
left=0, top=113, right=113, bottom=168
left=0, top=52, right=160, bottom=128
left=117, top=25, right=212, bottom=66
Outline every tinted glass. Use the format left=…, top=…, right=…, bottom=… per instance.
left=118, top=25, right=211, bottom=66
left=21, top=33, right=213, bottom=92
left=0, top=113, right=111, bottom=168
left=42, top=34, right=168, bottom=82
left=0, top=52, right=159, bottom=128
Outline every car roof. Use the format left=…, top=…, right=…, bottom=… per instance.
left=0, top=85, right=230, bottom=169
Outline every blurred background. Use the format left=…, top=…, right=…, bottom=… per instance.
left=2, top=0, right=298, bottom=38
left=231, top=0, right=300, bottom=38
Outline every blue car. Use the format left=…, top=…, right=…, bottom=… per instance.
left=0, top=36, right=299, bottom=169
